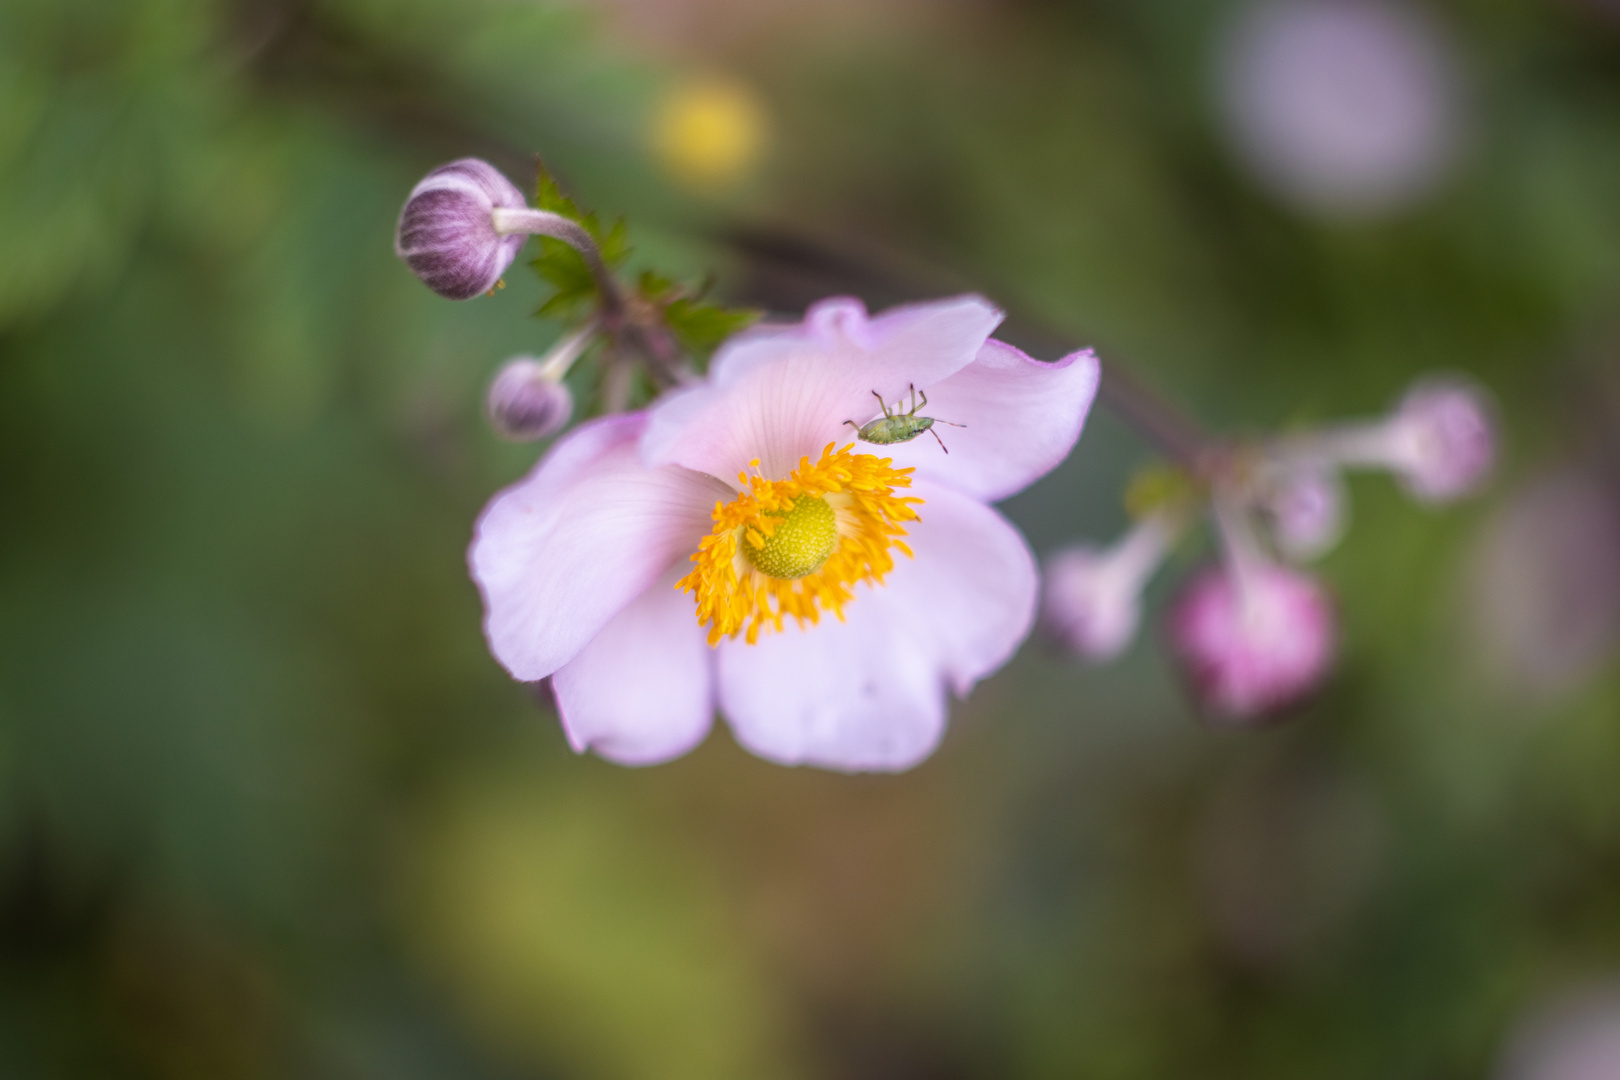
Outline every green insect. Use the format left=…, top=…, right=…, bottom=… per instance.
left=845, top=384, right=965, bottom=453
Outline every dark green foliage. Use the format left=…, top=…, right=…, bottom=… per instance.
left=529, top=162, right=757, bottom=367
left=530, top=161, right=632, bottom=320
left=639, top=270, right=762, bottom=365
left=662, top=295, right=761, bottom=363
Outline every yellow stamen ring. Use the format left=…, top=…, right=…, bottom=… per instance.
left=678, top=443, right=922, bottom=645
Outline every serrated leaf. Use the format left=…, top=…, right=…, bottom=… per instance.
left=638, top=269, right=678, bottom=300
left=663, top=298, right=761, bottom=359
left=528, top=163, right=631, bottom=319
left=534, top=159, right=582, bottom=220
left=599, top=217, right=631, bottom=268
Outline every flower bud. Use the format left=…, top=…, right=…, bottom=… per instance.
left=486, top=358, right=573, bottom=441
left=1264, top=465, right=1347, bottom=561
left=1043, top=516, right=1173, bottom=662
left=1167, top=563, right=1336, bottom=722
left=1388, top=377, right=1495, bottom=502
left=1044, top=548, right=1144, bottom=661
left=395, top=159, right=529, bottom=300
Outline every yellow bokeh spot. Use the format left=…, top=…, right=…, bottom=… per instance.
left=651, top=77, right=766, bottom=192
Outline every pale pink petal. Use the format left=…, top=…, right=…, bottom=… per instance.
left=880, top=340, right=1100, bottom=502
left=468, top=414, right=729, bottom=681
left=716, top=482, right=1036, bottom=772
left=552, top=570, right=715, bottom=766
left=642, top=295, right=1003, bottom=482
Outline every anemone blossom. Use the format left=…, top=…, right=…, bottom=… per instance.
left=469, top=296, right=1098, bottom=771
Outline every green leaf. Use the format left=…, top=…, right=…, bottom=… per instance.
left=528, top=161, right=631, bottom=320
left=637, top=269, right=679, bottom=301
left=663, top=298, right=761, bottom=361
left=598, top=216, right=631, bottom=268
left=530, top=239, right=595, bottom=320
left=534, top=158, right=583, bottom=220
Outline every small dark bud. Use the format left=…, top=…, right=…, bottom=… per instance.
left=395, top=159, right=528, bottom=300
left=486, top=358, right=574, bottom=441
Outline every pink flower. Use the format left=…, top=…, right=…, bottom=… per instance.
left=468, top=296, right=1099, bottom=771
left=1167, top=562, right=1336, bottom=722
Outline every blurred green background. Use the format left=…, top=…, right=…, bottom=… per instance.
left=5, top=0, right=1620, bottom=1077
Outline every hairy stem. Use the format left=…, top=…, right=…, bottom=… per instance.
left=1095, top=359, right=1216, bottom=470
left=491, top=207, right=624, bottom=317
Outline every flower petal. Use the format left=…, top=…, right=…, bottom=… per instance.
left=716, top=482, right=1037, bottom=772
left=879, top=340, right=1100, bottom=502
left=552, top=570, right=715, bottom=765
left=642, top=295, right=1003, bottom=482
left=469, top=414, right=729, bottom=681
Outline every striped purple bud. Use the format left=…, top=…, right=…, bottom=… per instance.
left=486, top=358, right=574, bottom=441
left=395, top=159, right=529, bottom=300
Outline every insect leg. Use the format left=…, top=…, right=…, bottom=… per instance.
left=872, top=389, right=892, bottom=419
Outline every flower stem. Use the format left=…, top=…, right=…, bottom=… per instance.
left=1111, top=512, right=1177, bottom=592
left=536, top=320, right=599, bottom=382
left=1095, top=359, right=1217, bottom=470
left=1270, top=420, right=1403, bottom=471
left=490, top=207, right=624, bottom=317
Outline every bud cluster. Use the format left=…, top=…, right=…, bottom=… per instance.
left=393, top=156, right=759, bottom=441
left=1043, top=375, right=1497, bottom=722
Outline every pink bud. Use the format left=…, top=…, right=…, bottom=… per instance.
left=486, top=358, right=573, bottom=441
left=1167, top=563, right=1336, bottom=722
left=1265, top=466, right=1348, bottom=561
left=1044, top=548, right=1144, bottom=661
left=1043, top=517, right=1173, bottom=662
left=1389, top=377, right=1496, bottom=502
left=395, top=159, right=529, bottom=300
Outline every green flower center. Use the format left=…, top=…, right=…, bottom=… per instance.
left=742, top=495, right=838, bottom=580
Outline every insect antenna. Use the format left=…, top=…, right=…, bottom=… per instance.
left=929, top=426, right=950, bottom=453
